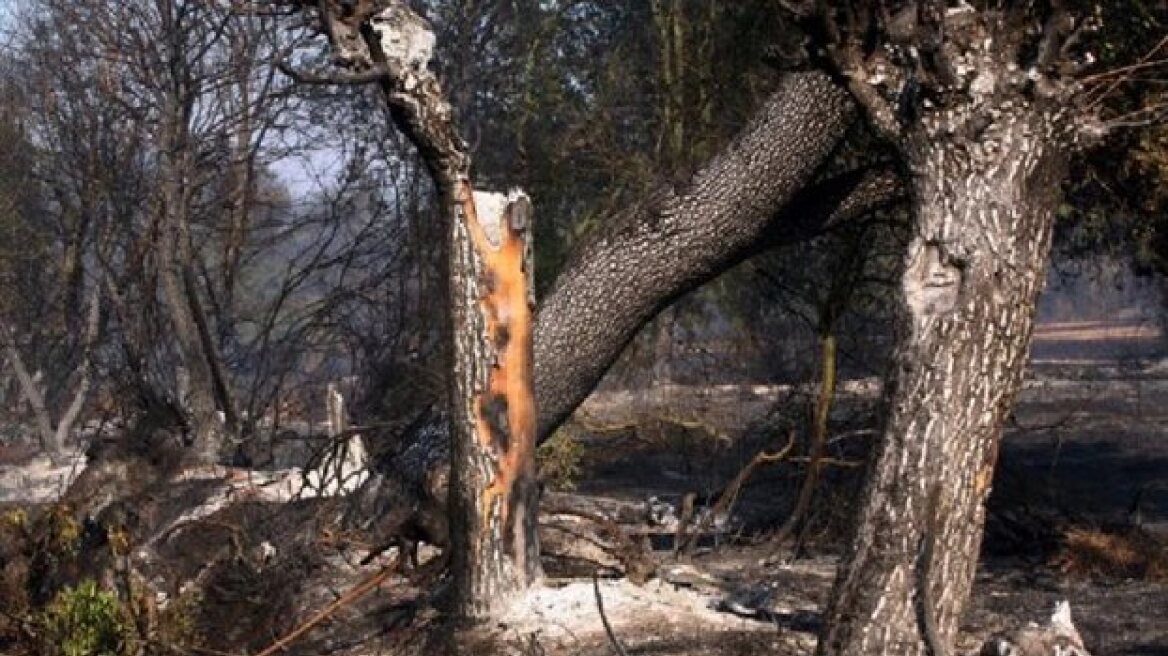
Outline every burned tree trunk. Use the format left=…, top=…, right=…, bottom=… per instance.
left=157, top=131, right=225, bottom=467
left=279, top=0, right=542, bottom=618
left=816, top=7, right=1104, bottom=655
left=448, top=190, right=541, bottom=618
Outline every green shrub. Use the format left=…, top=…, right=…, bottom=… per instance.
left=39, top=580, right=135, bottom=656
left=34, top=504, right=82, bottom=561
left=537, top=424, right=585, bottom=491
left=154, top=588, right=204, bottom=649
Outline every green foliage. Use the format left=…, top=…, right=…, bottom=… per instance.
left=154, top=589, right=204, bottom=649
left=24, top=504, right=84, bottom=566
left=537, top=423, right=585, bottom=491
left=39, top=581, right=135, bottom=656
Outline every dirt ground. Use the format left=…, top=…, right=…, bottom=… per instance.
left=517, top=317, right=1168, bottom=655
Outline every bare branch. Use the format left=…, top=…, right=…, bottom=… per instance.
left=679, top=434, right=796, bottom=556
left=252, top=565, right=397, bottom=656
left=819, top=2, right=902, bottom=139
left=53, top=285, right=103, bottom=453
left=276, top=60, right=391, bottom=85
left=1103, top=100, right=1168, bottom=129
left=1034, top=4, right=1074, bottom=71
left=0, top=324, right=54, bottom=451
left=1082, top=36, right=1168, bottom=109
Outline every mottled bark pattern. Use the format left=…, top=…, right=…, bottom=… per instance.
left=819, top=10, right=1092, bottom=654
left=534, top=72, right=854, bottom=439
left=448, top=189, right=541, bottom=619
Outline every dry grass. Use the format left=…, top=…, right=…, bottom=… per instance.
left=1051, top=525, right=1168, bottom=581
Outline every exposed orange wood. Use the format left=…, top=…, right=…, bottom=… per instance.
left=974, top=445, right=998, bottom=499
left=456, top=182, right=537, bottom=534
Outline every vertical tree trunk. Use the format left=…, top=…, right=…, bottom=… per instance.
left=157, top=127, right=223, bottom=466
left=813, top=7, right=1106, bottom=652
left=819, top=109, right=1070, bottom=655
left=284, top=0, right=545, bottom=618
left=448, top=189, right=541, bottom=619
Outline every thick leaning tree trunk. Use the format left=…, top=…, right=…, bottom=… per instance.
left=818, top=8, right=1100, bottom=655
left=533, top=72, right=856, bottom=439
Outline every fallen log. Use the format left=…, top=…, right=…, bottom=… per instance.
left=540, top=492, right=658, bottom=582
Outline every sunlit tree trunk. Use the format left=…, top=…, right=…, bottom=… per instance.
left=820, top=117, right=1067, bottom=655
left=817, top=7, right=1101, bottom=654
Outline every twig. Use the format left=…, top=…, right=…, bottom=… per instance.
left=252, top=564, right=397, bottom=656
left=592, top=571, right=629, bottom=656
left=1079, top=39, right=1168, bottom=84
left=1104, top=101, right=1168, bottom=129
left=145, top=638, right=242, bottom=656
left=672, top=492, right=696, bottom=558
left=770, top=332, right=839, bottom=551
left=678, top=434, right=796, bottom=555
left=787, top=456, right=863, bottom=468
left=1082, top=36, right=1168, bottom=109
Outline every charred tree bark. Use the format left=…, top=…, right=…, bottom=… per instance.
left=448, top=190, right=541, bottom=618
left=157, top=119, right=225, bottom=467
left=817, top=7, right=1103, bottom=655
left=281, top=0, right=543, bottom=619
left=152, top=1, right=244, bottom=466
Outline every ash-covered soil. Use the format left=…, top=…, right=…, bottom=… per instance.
left=547, top=328, right=1168, bottom=655
left=1, top=320, right=1165, bottom=655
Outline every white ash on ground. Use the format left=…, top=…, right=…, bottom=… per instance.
left=494, top=575, right=817, bottom=652
left=0, top=448, right=85, bottom=504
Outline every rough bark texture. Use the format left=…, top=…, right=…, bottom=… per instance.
left=818, top=8, right=1098, bottom=654
left=821, top=120, right=1066, bottom=656
left=391, top=74, right=886, bottom=503
left=289, top=0, right=544, bottom=619
left=533, top=71, right=856, bottom=439
left=448, top=190, right=542, bottom=619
